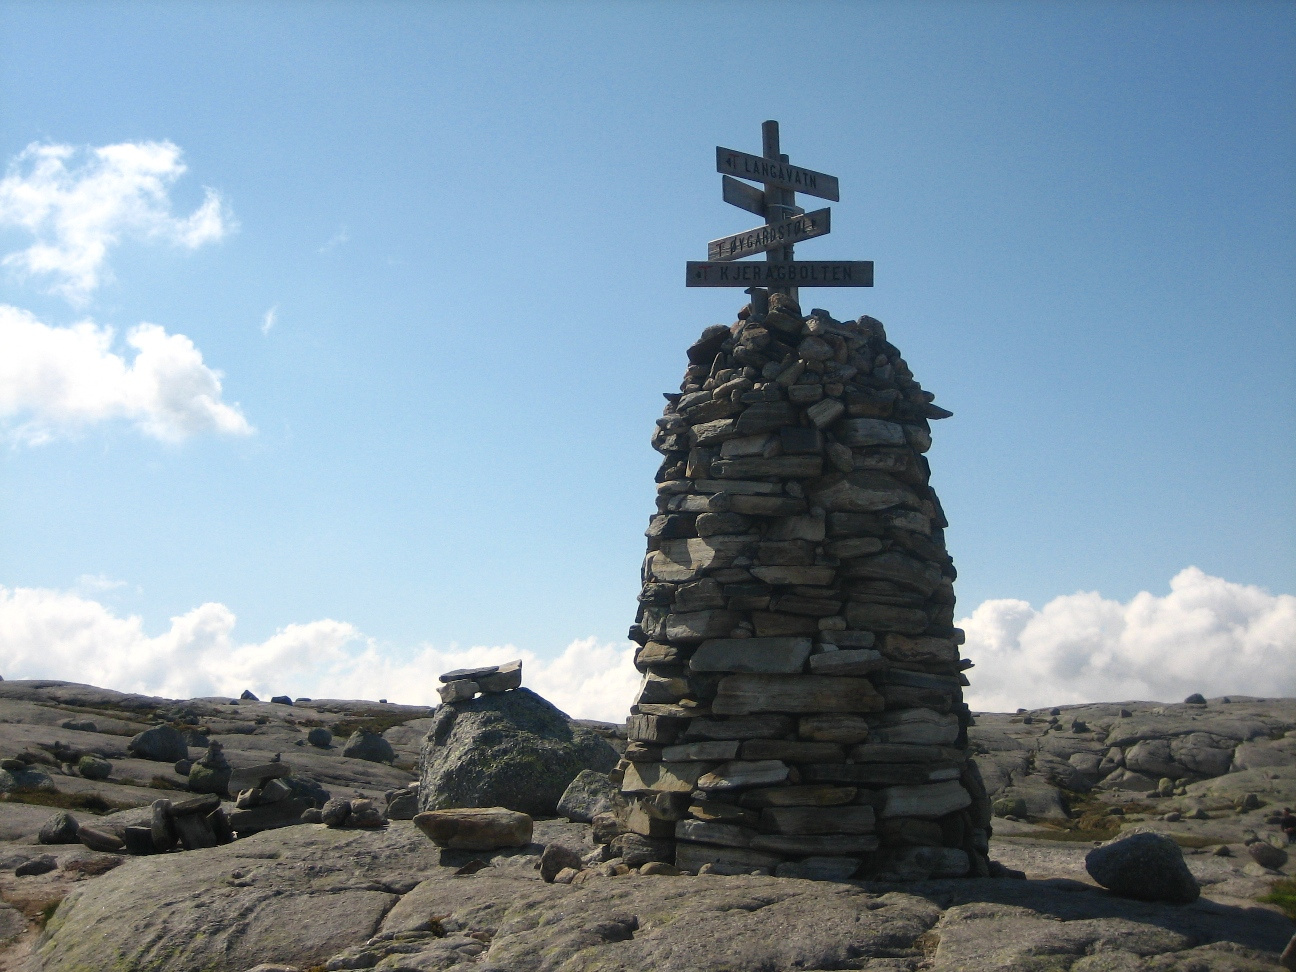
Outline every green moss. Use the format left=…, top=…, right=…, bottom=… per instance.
left=1258, top=878, right=1296, bottom=920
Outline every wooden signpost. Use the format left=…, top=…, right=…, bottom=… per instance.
left=687, top=120, right=872, bottom=305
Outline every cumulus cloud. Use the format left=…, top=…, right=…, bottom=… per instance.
left=0, top=140, right=233, bottom=301
left=961, top=567, right=1296, bottom=712
left=0, top=304, right=252, bottom=444
left=7, top=569, right=1285, bottom=721
left=0, top=585, right=641, bottom=721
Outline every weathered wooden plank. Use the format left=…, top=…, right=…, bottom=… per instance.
left=708, top=208, right=831, bottom=262
left=716, top=146, right=840, bottom=201
left=722, top=175, right=765, bottom=216
left=687, top=261, right=873, bottom=288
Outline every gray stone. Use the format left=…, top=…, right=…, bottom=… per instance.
left=539, top=842, right=583, bottom=882
left=684, top=715, right=795, bottom=741
left=270, top=695, right=293, bottom=705
left=38, top=811, right=80, bottom=845
left=807, top=649, right=885, bottom=676
left=439, top=679, right=479, bottom=703
left=713, top=674, right=885, bottom=715
left=16, top=854, right=57, bottom=876
left=342, top=730, right=395, bottom=764
left=697, top=760, right=790, bottom=791
left=610, top=833, right=674, bottom=867
left=881, top=780, right=972, bottom=818
left=798, top=713, right=872, bottom=743
left=877, top=846, right=970, bottom=880
left=227, top=762, right=291, bottom=795
left=76, top=754, right=111, bottom=780
left=385, top=787, right=419, bottom=820
left=556, top=769, right=618, bottom=823
left=414, top=808, right=532, bottom=849
left=187, top=762, right=232, bottom=796
left=418, top=687, right=618, bottom=817
left=128, top=724, right=189, bottom=763
left=320, top=798, right=351, bottom=827
left=1248, top=841, right=1288, bottom=869
left=689, top=637, right=812, bottom=674
left=306, top=727, right=333, bottom=748
left=240, top=689, right=259, bottom=701
left=78, top=823, right=126, bottom=853
left=0, top=766, right=56, bottom=793
left=662, top=740, right=742, bottom=761
left=1085, top=831, right=1200, bottom=904
left=478, top=659, right=523, bottom=693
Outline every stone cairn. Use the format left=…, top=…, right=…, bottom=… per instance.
left=612, top=294, right=992, bottom=880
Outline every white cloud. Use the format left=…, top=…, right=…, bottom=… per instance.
left=0, top=140, right=233, bottom=302
left=319, top=228, right=348, bottom=253
left=0, top=304, right=252, bottom=444
left=0, top=585, right=641, bottom=722
left=8, top=569, right=1284, bottom=722
left=261, top=305, right=277, bottom=335
left=961, top=567, right=1296, bottom=711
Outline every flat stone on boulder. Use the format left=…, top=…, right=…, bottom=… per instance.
left=413, top=807, right=533, bottom=850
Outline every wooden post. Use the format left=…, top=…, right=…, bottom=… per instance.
left=761, top=120, right=799, bottom=305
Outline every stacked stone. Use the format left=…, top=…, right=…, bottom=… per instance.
left=617, top=294, right=991, bottom=880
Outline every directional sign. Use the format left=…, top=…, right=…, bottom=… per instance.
left=687, top=261, right=873, bottom=288
left=716, top=147, right=840, bottom=202
left=708, top=208, right=831, bottom=262
left=721, top=175, right=765, bottom=216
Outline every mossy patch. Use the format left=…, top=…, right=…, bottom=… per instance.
left=1258, top=878, right=1296, bottom=920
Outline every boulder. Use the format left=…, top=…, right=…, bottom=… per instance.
left=16, top=854, right=57, bottom=876
left=413, top=807, right=533, bottom=850
left=1248, top=841, right=1288, bottom=870
left=539, top=842, right=583, bottom=882
left=270, top=695, right=293, bottom=705
left=385, top=785, right=419, bottom=820
left=0, top=766, right=55, bottom=793
left=128, top=725, right=189, bottom=763
left=38, top=811, right=80, bottom=845
left=306, top=727, right=332, bottom=748
left=1085, top=831, right=1200, bottom=904
left=418, top=687, right=618, bottom=816
left=76, top=755, right=112, bottom=780
left=557, top=770, right=618, bottom=823
left=342, top=730, right=395, bottom=764
left=188, top=742, right=232, bottom=796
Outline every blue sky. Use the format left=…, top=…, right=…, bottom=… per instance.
left=0, top=2, right=1292, bottom=713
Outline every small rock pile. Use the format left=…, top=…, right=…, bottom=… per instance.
left=229, top=761, right=330, bottom=835
left=437, top=660, right=523, bottom=703
left=60, top=794, right=237, bottom=855
left=615, top=297, right=990, bottom=879
left=306, top=796, right=386, bottom=828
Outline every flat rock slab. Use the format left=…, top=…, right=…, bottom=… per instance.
left=29, top=820, right=1295, bottom=972
left=414, top=808, right=533, bottom=850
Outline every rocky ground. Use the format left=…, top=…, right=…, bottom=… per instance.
left=0, top=680, right=1290, bottom=971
